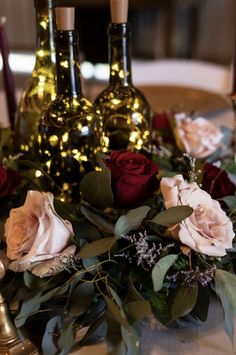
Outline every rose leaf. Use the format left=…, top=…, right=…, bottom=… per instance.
left=114, top=206, right=150, bottom=238
left=151, top=206, right=193, bottom=227
left=171, top=285, right=198, bottom=321
left=124, top=300, right=152, bottom=324
left=80, top=168, right=114, bottom=207
left=78, top=237, right=115, bottom=259
left=152, top=254, right=178, bottom=292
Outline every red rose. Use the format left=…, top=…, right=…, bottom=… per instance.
left=202, top=163, right=235, bottom=199
left=0, top=165, right=21, bottom=200
left=152, top=111, right=171, bottom=130
left=105, top=151, right=159, bottom=208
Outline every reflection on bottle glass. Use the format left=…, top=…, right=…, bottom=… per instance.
left=94, top=23, right=151, bottom=151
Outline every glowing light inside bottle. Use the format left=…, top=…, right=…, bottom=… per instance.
left=35, top=170, right=42, bottom=177
left=60, top=60, right=69, bottom=68
left=40, top=20, right=47, bottom=30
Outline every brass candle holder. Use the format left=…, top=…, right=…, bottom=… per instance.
left=0, top=252, right=39, bottom=354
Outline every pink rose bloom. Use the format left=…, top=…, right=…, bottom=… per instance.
left=160, top=174, right=234, bottom=256
left=5, top=190, right=74, bottom=272
left=174, top=113, right=223, bottom=158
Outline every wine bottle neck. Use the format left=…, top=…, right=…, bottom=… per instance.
left=34, top=0, right=55, bottom=67
left=55, top=30, right=82, bottom=98
left=108, top=22, right=133, bottom=86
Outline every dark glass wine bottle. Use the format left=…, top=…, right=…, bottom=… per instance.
left=37, top=8, right=104, bottom=202
left=94, top=21, right=151, bottom=151
left=15, top=0, right=56, bottom=154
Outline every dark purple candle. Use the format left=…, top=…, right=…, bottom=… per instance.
left=0, top=17, right=16, bottom=131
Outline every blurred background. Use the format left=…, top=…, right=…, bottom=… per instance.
left=0, top=0, right=235, bottom=91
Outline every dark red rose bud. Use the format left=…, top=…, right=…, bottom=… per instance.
left=202, top=163, right=235, bottom=199
left=0, top=165, right=21, bottom=200
left=105, top=151, right=159, bottom=208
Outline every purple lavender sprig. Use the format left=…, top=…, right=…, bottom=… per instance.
left=167, top=266, right=216, bottom=288
left=115, top=231, right=174, bottom=270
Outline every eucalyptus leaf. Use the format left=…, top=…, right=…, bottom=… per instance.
left=171, top=285, right=198, bottom=321
left=37, top=283, right=70, bottom=304
left=220, top=196, right=236, bottom=211
left=152, top=254, right=178, bottom=292
left=79, top=315, right=106, bottom=345
left=151, top=206, right=193, bottom=227
left=57, top=323, right=74, bottom=355
left=115, top=206, right=150, bottom=238
left=15, top=290, right=43, bottom=327
left=81, top=206, right=115, bottom=235
left=42, top=316, right=62, bottom=355
left=121, top=325, right=141, bottom=355
left=23, top=270, right=46, bottom=289
left=104, top=296, right=129, bottom=328
left=215, top=269, right=236, bottom=317
left=108, top=341, right=127, bottom=355
left=125, top=300, right=151, bottom=324
left=72, top=220, right=102, bottom=244
left=78, top=237, right=115, bottom=259
left=226, top=171, right=236, bottom=185
left=67, top=282, right=94, bottom=317
left=80, top=168, right=114, bottom=207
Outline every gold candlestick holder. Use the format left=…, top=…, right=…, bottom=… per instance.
left=0, top=252, right=39, bottom=354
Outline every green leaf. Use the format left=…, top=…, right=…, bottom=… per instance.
left=220, top=196, right=236, bottom=211
left=78, top=237, right=115, bottom=259
left=23, top=270, right=47, bottom=290
left=57, top=323, right=74, bottom=355
left=215, top=270, right=236, bottom=346
left=15, top=290, right=43, bottom=327
left=227, top=171, right=236, bottom=185
left=171, top=285, right=198, bottom=321
left=108, top=341, right=127, bottom=355
left=215, top=269, right=236, bottom=317
left=67, top=282, right=94, bottom=317
left=152, top=254, right=178, bottom=292
left=105, top=296, right=129, bottom=328
left=80, top=168, right=114, bottom=207
left=191, top=285, right=210, bottom=322
left=151, top=206, right=193, bottom=227
left=121, top=325, right=141, bottom=355
left=81, top=206, right=115, bottom=235
left=115, top=206, right=150, bottom=238
left=125, top=300, right=151, bottom=324
left=42, top=316, right=62, bottom=355
left=72, top=220, right=102, bottom=244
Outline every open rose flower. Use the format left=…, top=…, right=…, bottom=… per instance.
left=173, top=113, right=223, bottom=158
left=202, top=163, right=235, bottom=199
left=105, top=151, right=159, bottom=208
left=5, top=190, right=74, bottom=272
left=0, top=164, right=20, bottom=200
left=160, top=174, right=234, bottom=256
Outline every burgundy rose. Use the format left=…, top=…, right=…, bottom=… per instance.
left=202, top=163, right=235, bottom=199
left=152, top=111, right=171, bottom=130
left=105, top=151, right=159, bottom=208
left=0, top=165, right=21, bottom=200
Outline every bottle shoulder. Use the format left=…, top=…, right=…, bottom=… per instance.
left=41, top=95, right=100, bottom=126
left=94, top=84, right=150, bottom=106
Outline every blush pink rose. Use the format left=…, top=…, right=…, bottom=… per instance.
left=160, top=174, right=234, bottom=256
left=5, top=190, right=74, bottom=272
left=173, top=113, right=223, bottom=158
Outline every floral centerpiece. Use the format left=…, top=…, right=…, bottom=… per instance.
left=0, top=111, right=236, bottom=355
